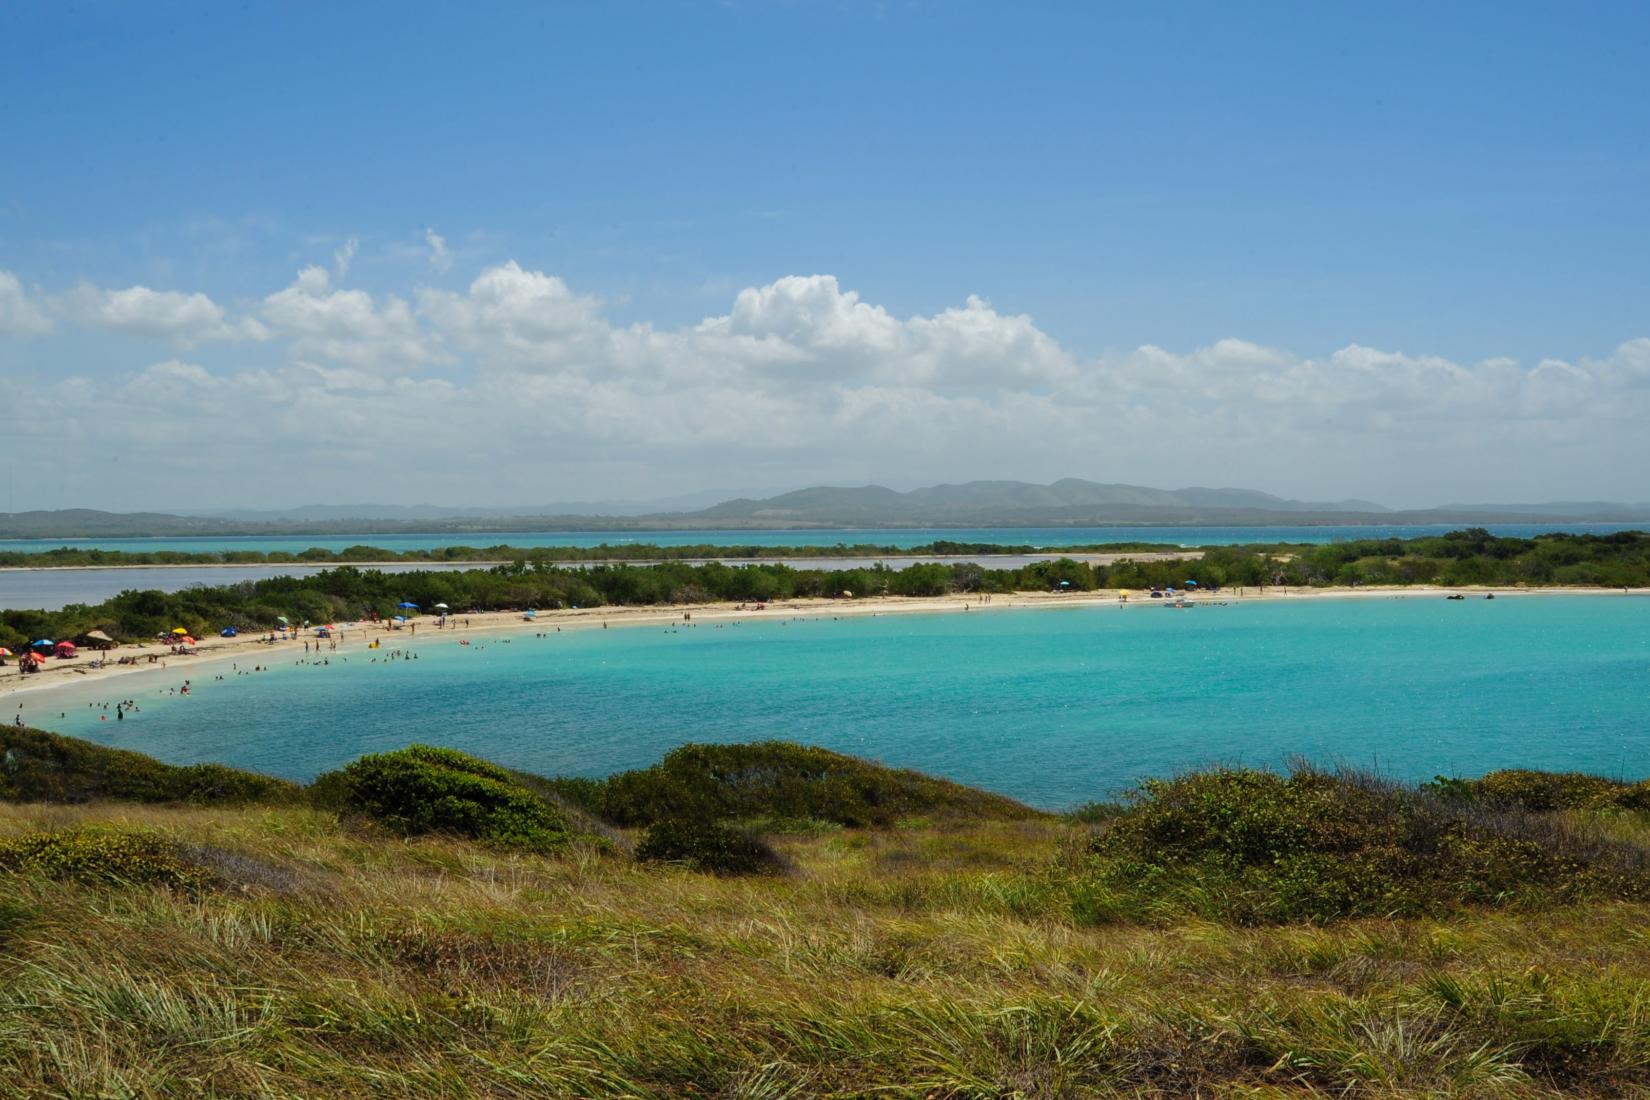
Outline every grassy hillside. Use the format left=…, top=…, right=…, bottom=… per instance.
left=5, top=733, right=1650, bottom=1096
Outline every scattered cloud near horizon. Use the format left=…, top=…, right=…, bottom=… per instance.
left=0, top=258, right=1646, bottom=512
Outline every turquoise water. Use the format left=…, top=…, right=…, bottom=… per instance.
left=3, top=522, right=1642, bottom=555
left=22, top=596, right=1650, bottom=809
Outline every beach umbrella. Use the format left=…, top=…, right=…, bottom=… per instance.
left=1185, top=580, right=1198, bottom=587
left=276, top=615, right=289, bottom=623
left=398, top=601, right=419, bottom=609
left=0, top=648, right=11, bottom=658
left=393, top=615, right=408, bottom=623
left=31, top=639, right=53, bottom=650
left=179, top=637, right=196, bottom=645
left=171, top=627, right=190, bottom=635
left=220, top=627, right=237, bottom=637
left=433, top=602, right=449, bottom=610
left=84, top=629, right=114, bottom=645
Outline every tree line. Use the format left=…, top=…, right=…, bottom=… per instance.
left=0, top=539, right=1165, bottom=568
left=1, top=530, right=1644, bottom=648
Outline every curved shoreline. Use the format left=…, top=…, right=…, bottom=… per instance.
left=5, top=583, right=1645, bottom=710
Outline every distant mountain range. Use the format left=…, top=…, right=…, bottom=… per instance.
left=693, top=481, right=1397, bottom=525
left=177, top=487, right=800, bottom=522
left=4, top=479, right=1649, bottom=539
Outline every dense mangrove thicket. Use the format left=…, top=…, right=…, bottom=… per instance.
left=2, top=529, right=1645, bottom=647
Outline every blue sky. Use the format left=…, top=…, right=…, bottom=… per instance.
left=1, top=1, right=1647, bottom=510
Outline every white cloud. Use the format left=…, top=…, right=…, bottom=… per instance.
left=5, top=259, right=1649, bottom=507
left=0, top=270, right=53, bottom=335
left=261, top=265, right=443, bottom=370
left=418, top=261, right=606, bottom=365
left=425, top=228, right=451, bottom=273
left=62, top=283, right=268, bottom=346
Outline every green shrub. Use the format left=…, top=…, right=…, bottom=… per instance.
left=1078, top=767, right=1650, bottom=924
left=555, top=741, right=1038, bottom=828
left=0, top=726, right=301, bottom=806
left=1428, top=769, right=1650, bottom=813
left=319, top=744, right=574, bottom=852
left=634, top=819, right=784, bottom=876
left=0, top=828, right=212, bottom=892
left=1066, top=801, right=1126, bottom=825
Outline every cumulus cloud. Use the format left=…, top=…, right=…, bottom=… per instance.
left=4, top=259, right=1648, bottom=507
left=0, top=270, right=53, bottom=335
left=62, top=283, right=269, bottom=346
left=261, top=266, right=443, bottom=369
left=418, top=261, right=606, bottom=366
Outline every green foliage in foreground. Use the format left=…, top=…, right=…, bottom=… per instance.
left=0, top=827, right=212, bottom=892
left=545, top=739, right=1041, bottom=828
left=1077, top=767, right=1650, bottom=924
left=315, top=744, right=580, bottom=853
left=11, top=737, right=1650, bottom=1091
left=634, top=818, right=785, bottom=876
left=0, top=725, right=302, bottom=805
left=10, top=796, right=1650, bottom=1094
left=1429, top=768, right=1650, bottom=813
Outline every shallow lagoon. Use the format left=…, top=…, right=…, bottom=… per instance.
left=24, top=595, right=1650, bottom=810
left=3, top=521, right=1642, bottom=556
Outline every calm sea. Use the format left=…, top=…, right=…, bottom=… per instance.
left=23, top=596, right=1650, bottom=809
left=2, top=522, right=1642, bottom=556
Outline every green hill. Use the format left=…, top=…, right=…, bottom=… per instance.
left=4, top=732, right=1650, bottom=1095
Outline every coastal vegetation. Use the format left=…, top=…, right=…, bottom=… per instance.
left=6, top=730, right=1650, bottom=1093
left=0, top=723, right=301, bottom=805
left=2, top=530, right=1646, bottom=650
left=1073, top=767, right=1650, bottom=924
left=311, top=745, right=591, bottom=855
left=542, top=740, right=1039, bottom=829
left=0, top=539, right=1165, bottom=568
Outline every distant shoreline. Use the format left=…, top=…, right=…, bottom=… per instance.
left=0, top=550, right=1201, bottom=573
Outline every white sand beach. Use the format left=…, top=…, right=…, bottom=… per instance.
left=4, top=582, right=1644, bottom=709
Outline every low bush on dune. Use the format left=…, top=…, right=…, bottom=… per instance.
left=0, top=726, right=302, bottom=806
left=634, top=818, right=786, bottom=876
left=1428, top=769, right=1650, bottom=813
left=543, top=740, right=1040, bottom=829
left=0, top=827, right=214, bottom=893
left=316, top=745, right=577, bottom=853
left=1074, top=767, right=1650, bottom=924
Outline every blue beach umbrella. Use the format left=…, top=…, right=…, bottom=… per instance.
left=31, top=639, right=53, bottom=650
left=1185, top=580, right=1198, bottom=587
left=398, top=601, right=419, bottom=610
left=393, top=615, right=408, bottom=623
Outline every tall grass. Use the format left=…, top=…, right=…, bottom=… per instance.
left=3, top=796, right=1650, bottom=1095
left=6, top=749, right=1650, bottom=1095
